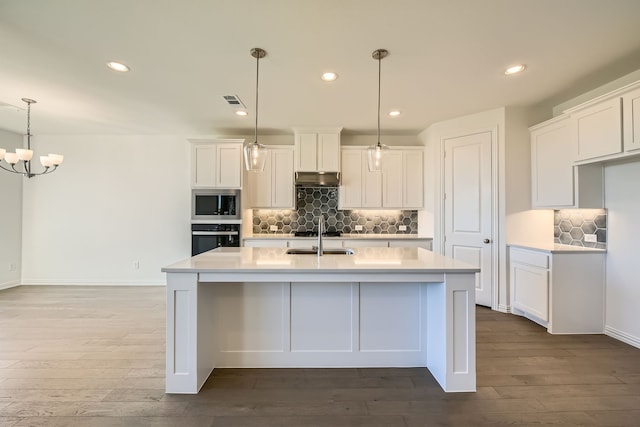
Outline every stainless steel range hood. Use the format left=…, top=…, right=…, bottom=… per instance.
left=294, top=171, right=341, bottom=187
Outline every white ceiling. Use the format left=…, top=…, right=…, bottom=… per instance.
left=1, top=0, right=640, bottom=137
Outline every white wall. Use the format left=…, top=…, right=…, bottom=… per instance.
left=21, top=135, right=190, bottom=285
left=603, top=159, right=640, bottom=347
left=0, top=129, right=23, bottom=289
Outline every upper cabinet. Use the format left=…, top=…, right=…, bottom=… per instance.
left=530, top=116, right=575, bottom=208
left=530, top=116, right=603, bottom=209
left=623, top=86, right=640, bottom=153
left=382, top=149, right=424, bottom=209
left=247, top=146, right=294, bottom=209
left=570, top=96, right=623, bottom=162
left=339, top=149, right=382, bottom=209
left=294, top=128, right=341, bottom=172
left=190, top=140, right=243, bottom=189
left=339, top=147, right=423, bottom=210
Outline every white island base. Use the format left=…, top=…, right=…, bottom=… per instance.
left=163, top=247, right=478, bottom=394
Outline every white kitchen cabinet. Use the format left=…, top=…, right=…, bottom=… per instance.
left=509, top=245, right=605, bottom=334
left=570, top=96, right=623, bottom=162
left=191, top=140, right=243, bottom=189
left=530, top=116, right=604, bottom=209
left=294, top=128, right=341, bottom=172
left=382, top=149, right=424, bottom=209
left=530, top=116, right=575, bottom=208
left=623, top=86, right=640, bottom=152
left=247, top=147, right=294, bottom=209
left=340, top=147, right=423, bottom=209
left=339, top=149, right=382, bottom=209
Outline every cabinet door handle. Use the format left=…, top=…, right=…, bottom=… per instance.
left=483, top=238, right=491, bottom=244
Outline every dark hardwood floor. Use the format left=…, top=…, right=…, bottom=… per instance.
left=1, top=285, right=639, bottom=426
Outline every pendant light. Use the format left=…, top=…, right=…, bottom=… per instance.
left=367, top=49, right=389, bottom=172
left=0, top=98, right=64, bottom=178
left=243, top=48, right=268, bottom=172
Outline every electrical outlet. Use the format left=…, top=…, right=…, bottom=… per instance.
left=133, top=261, right=140, bottom=269
left=584, top=234, right=597, bottom=243
left=399, top=225, right=407, bottom=231
left=269, top=225, right=278, bottom=232
left=355, top=225, right=363, bottom=231
left=9, top=263, right=17, bottom=272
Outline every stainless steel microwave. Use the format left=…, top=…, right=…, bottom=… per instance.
left=191, top=189, right=241, bottom=221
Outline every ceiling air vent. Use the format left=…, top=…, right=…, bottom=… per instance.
left=222, top=95, right=246, bottom=108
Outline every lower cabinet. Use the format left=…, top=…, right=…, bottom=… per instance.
left=509, top=246, right=605, bottom=334
left=243, top=238, right=433, bottom=250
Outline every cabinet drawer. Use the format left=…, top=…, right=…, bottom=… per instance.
left=509, top=248, right=549, bottom=269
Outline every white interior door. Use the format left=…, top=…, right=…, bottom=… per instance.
left=443, top=131, right=493, bottom=307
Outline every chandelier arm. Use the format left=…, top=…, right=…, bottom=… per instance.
left=0, top=163, right=20, bottom=173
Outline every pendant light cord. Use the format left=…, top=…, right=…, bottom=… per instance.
left=254, top=51, right=259, bottom=144
left=377, top=52, right=381, bottom=146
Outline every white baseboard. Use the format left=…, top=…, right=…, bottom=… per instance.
left=20, top=280, right=166, bottom=287
left=496, top=303, right=511, bottom=314
left=0, top=281, right=21, bottom=291
left=605, top=325, right=640, bottom=349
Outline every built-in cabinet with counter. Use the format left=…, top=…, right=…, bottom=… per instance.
left=246, top=146, right=294, bottom=209
left=339, top=147, right=424, bottom=209
left=509, top=245, right=605, bottom=334
left=190, top=139, right=243, bottom=189
left=293, top=128, right=341, bottom=172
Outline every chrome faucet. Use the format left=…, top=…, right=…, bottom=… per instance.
left=317, top=215, right=324, bottom=256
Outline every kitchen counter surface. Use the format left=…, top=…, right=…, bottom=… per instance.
left=162, top=246, right=475, bottom=274
left=243, top=233, right=432, bottom=240
left=508, top=243, right=606, bottom=254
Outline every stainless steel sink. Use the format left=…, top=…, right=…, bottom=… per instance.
left=286, top=248, right=355, bottom=255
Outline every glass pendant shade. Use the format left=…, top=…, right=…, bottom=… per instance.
left=367, top=142, right=389, bottom=172
left=244, top=140, right=267, bottom=172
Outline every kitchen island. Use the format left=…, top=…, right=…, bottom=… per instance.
left=162, top=247, right=479, bottom=394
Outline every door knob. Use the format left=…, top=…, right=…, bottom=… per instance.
left=483, top=238, right=491, bottom=244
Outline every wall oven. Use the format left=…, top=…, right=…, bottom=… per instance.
left=191, top=223, right=241, bottom=256
left=192, top=189, right=240, bottom=221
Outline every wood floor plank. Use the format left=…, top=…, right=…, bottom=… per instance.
left=1, top=285, right=640, bottom=426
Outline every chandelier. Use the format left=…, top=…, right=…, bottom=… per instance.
left=367, top=49, right=390, bottom=172
left=0, top=98, right=63, bottom=178
left=243, top=47, right=269, bottom=172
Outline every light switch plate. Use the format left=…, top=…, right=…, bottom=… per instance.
left=584, top=234, right=597, bottom=243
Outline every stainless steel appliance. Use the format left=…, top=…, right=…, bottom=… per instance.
left=191, top=223, right=240, bottom=256
left=192, top=189, right=240, bottom=221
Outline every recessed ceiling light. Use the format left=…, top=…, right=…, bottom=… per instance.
left=504, top=64, right=526, bottom=75
left=321, top=72, right=338, bottom=82
left=106, top=61, right=130, bottom=72
left=388, top=110, right=401, bottom=117
left=235, top=110, right=248, bottom=116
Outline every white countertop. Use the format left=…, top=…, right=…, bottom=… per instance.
left=243, top=233, right=432, bottom=240
left=508, top=243, right=606, bottom=254
left=162, top=247, right=477, bottom=274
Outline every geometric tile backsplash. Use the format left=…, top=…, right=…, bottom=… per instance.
left=554, top=209, right=607, bottom=249
left=252, top=187, right=418, bottom=234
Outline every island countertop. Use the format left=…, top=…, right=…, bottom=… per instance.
left=162, top=246, right=478, bottom=274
